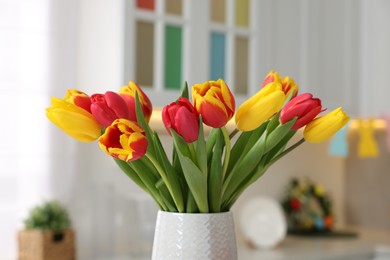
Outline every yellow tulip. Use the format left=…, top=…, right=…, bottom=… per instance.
left=235, top=82, right=286, bottom=131
left=46, top=97, right=101, bottom=142
left=304, top=107, right=350, bottom=143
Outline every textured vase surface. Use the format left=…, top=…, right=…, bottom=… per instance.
left=151, top=211, right=237, bottom=260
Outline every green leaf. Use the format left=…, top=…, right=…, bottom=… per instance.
left=208, top=128, right=223, bottom=212
left=222, top=132, right=268, bottom=204
left=226, top=120, right=269, bottom=175
left=156, top=179, right=177, bottom=212
left=194, top=117, right=207, bottom=175
left=151, top=132, right=184, bottom=212
left=222, top=166, right=268, bottom=210
left=172, top=130, right=209, bottom=213
left=135, top=92, right=156, bottom=155
left=181, top=81, right=189, bottom=99
left=128, top=160, right=166, bottom=210
left=266, top=112, right=281, bottom=133
left=186, top=191, right=198, bottom=213
left=206, top=128, right=219, bottom=163
left=264, top=117, right=296, bottom=154
left=262, top=130, right=296, bottom=165
left=115, top=159, right=147, bottom=192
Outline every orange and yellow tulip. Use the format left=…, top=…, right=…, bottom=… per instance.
left=119, top=81, right=153, bottom=123
left=262, top=70, right=298, bottom=99
left=64, top=89, right=92, bottom=113
left=99, top=119, right=148, bottom=162
left=192, top=79, right=235, bottom=128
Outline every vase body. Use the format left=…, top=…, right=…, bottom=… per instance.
left=151, top=211, right=237, bottom=260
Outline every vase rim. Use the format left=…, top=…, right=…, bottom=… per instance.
left=157, top=210, right=232, bottom=216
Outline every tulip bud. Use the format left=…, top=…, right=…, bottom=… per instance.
left=235, top=82, right=286, bottom=131
left=64, top=89, right=92, bottom=113
left=192, top=79, right=235, bottom=128
left=46, top=97, right=101, bottom=142
left=98, top=119, right=148, bottom=162
left=162, top=98, right=199, bottom=143
left=281, top=76, right=298, bottom=99
left=261, top=70, right=281, bottom=87
left=280, top=93, right=322, bottom=130
left=262, top=70, right=299, bottom=99
left=118, top=81, right=153, bottom=123
left=304, top=107, right=350, bottom=143
left=91, top=91, right=130, bottom=128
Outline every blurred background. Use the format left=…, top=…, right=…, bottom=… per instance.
left=1, top=0, right=390, bottom=259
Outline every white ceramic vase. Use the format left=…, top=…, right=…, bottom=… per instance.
left=151, top=211, right=237, bottom=260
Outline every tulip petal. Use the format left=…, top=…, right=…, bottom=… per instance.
left=175, top=107, right=199, bottom=142
left=99, top=119, right=148, bottom=162
left=235, top=85, right=285, bottom=131
left=46, top=98, right=101, bottom=142
left=304, top=107, right=350, bottom=143
left=199, top=100, right=230, bottom=128
left=192, top=79, right=235, bottom=128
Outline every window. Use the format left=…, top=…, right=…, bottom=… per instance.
left=210, top=0, right=251, bottom=95
left=125, top=0, right=256, bottom=105
left=126, top=0, right=184, bottom=93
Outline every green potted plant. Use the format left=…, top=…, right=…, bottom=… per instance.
left=18, top=201, right=76, bottom=260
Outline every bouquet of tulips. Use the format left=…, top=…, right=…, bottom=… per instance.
left=46, top=71, right=349, bottom=213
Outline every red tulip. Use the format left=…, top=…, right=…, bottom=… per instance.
left=118, top=81, right=153, bottom=123
left=280, top=93, right=323, bottom=130
left=192, top=79, right=235, bottom=128
left=98, top=119, right=148, bottom=162
left=91, top=91, right=130, bottom=128
left=162, top=98, right=199, bottom=143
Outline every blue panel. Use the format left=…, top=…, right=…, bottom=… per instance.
left=210, top=32, right=226, bottom=80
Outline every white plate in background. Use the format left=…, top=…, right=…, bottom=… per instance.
left=239, top=196, right=287, bottom=249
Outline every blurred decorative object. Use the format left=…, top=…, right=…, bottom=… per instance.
left=381, top=114, right=390, bottom=152
left=46, top=72, right=349, bottom=259
left=358, top=119, right=379, bottom=158
left=18, top=201, right=75, bottom=260
left=239, top=196, right=287, bottom=249
left=329, top=124, right=349, bottom=157
left=281, top=177, right=334, bottom=233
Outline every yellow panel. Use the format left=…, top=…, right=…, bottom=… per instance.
left=234, top=37, right=248, bottom=94
left=136, top=21, right=154, bottom=87
left=235, top=0, right=249, bottom=27
left=166, top=0, right=182, bottom=16
left=211, top=0, right=226, bottom=23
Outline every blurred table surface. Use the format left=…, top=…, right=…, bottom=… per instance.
left=96, top=226, right=390, bottom=260
left=238, top=226, right=390, bottom=260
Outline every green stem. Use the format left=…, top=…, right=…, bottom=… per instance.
left=145, top=152, right=180, bottom=211
left=188, top=143, right=197, bottom=163
left=229, top=128, right=240, bottom=140
left=145, top=153, right=166, bottom=179
left=269, top=138, right=305, bottom=164
left=221, top=127, right=231, bottom=180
